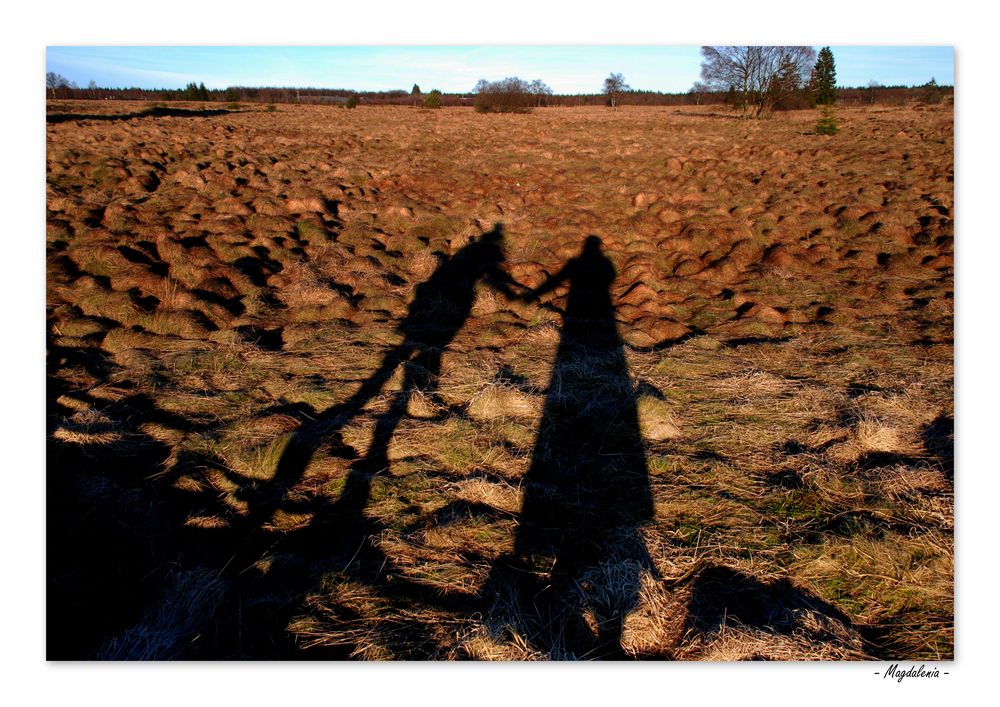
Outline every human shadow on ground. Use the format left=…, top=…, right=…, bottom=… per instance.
left=49, top=225, right=896, bottom=659
left=242, top=224, right=524, bottom=533
left=169, top=224, right=527, bottom=657
left=478, top=236, right=655, bottom=659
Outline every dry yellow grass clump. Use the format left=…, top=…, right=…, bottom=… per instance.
left=47, top=100, right=952, bottom=660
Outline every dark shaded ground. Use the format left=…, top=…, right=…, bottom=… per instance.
left=479, top=236, right=655, bottom=658
left=46, top=107, right=236, bottom=124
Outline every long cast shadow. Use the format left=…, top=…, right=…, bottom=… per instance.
left=246, top=224, right=523, bottom=530
left=183, top=224, right=525, bottom=656
left=46, top=106, right=236, bottom=124
left=480, top=236, right=655, bottom=659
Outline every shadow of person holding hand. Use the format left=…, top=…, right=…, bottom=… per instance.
left=188, top=225, right=529, bottom=656
left=312, top=224, right=528, bottom=552
left=245, top=224, right=526, bottom=530
left=481, top=235, right=655, bottom=659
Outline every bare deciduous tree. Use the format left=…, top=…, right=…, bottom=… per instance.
left=603, top=72, right=629, bottom=109
left=700, top=46, right=816, bottom=118
left=46, top=71, right=69, bottom=98
left=866, top=80, right=882, bottom=105
left=529, top=79, right=553, bottom=107
left=689, top=81, right=710, bottom=105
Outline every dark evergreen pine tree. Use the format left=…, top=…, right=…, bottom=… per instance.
left=814, top=47, right=837, bottom=105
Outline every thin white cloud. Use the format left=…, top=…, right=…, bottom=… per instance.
left=48, top=49, right=198, bottom=86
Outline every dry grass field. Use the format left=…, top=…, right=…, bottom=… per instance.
left=46, top=100, right=953, bottom=660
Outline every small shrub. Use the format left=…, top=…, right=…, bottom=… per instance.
left=423, top=89, right=442, bottom=109
left=815, top=106, right=839, bottom=135
left=265, top=103, right=277, bottom=112
left=226, top=101, right=241, bottom=110
left=774, top=91, right=812, bottom=111
left=919, top=78, right=943, bottom=105
left=345, top=96, right=359, bottom=109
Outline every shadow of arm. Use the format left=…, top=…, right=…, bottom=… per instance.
left=526, top=262, right=572, bottom=301
left=485, top=266, right=530, bottom=300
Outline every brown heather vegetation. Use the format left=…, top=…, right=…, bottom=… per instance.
left=47, top=99, right=953, bottom=660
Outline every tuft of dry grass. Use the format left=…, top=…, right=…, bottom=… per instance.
left=53, top=408, right=125, bottom=445
left=467, top=384, right=542, bottom=422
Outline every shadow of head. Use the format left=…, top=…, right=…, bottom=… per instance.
left=440, top=223, right=506, bottom=271
left=480, top=222, right=505, bottom=244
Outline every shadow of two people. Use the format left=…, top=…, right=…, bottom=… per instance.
left=231, top=225, right=655, bottom=659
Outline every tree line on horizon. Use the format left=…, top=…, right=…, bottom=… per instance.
left=46, top=47, right=951, bottom=113
left=44, top=80, right=950, bottom=109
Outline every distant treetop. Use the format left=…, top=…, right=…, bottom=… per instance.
left=603, top=72, right=629, bottom=108
left=473, top=77, right=536, bottom=113
left=812, top=47, right=837, bottom=105
left=700, top=46, right=816, bottom=118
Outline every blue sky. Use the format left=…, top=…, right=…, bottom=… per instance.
left=46, top=45, right=954, bottom=94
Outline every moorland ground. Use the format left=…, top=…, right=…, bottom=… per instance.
left=46, top=100, right=953, bottom=660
